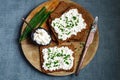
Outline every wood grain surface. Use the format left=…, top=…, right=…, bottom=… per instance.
left=20, top=0, right=99, bottom=76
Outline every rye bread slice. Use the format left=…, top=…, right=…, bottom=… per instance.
left=40, top=41, right=75, bottom=73
left=48, top=1, right=93, bottom=44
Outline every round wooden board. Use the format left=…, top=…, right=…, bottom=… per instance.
left=20, top=0, right=99, bottom=76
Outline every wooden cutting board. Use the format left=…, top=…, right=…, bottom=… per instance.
left=20, top=0, right=99, bottom=76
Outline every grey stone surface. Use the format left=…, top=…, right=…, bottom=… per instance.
left=0, top=0, right=120, bottom=80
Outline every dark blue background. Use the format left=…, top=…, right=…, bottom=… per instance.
left=0, top=0, right=120, bottom=80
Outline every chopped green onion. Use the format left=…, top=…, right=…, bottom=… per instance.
left=48, top=48, right=51, bottom=52
left=65, top=62, right=69, bottom=65
left=73, top=16, right=76, bottom=20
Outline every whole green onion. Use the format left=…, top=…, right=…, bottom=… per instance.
left=19, top=7, right=51, bottom=42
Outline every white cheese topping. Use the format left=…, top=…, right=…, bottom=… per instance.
left=51, top=9, right=87, bottom=40
left=33, top=29, right=51, bottom=45
left=42, top=46, right=74, bottom=71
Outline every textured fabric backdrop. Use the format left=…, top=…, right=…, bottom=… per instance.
left=0, top=0, right=120, bottom=80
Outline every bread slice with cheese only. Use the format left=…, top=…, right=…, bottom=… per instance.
left=48, top=1, right=93, bottom=44
left=40, top=42, right=75, bottom=73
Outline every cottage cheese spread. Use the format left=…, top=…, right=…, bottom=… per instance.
left=42, top=46, right=74, bottom=71
left=51, top=9, right=87, bottom=40
left=33, top=29, right=51, bottom=45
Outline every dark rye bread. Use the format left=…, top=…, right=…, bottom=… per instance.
left=48, top=1, right=93, bottom=44
left=40, top=41, right=75, bottom=73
